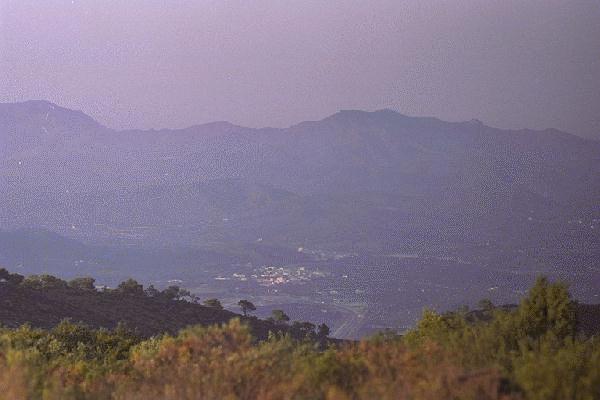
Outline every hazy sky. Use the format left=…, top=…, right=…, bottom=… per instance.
left=1, top=0, right=599, bottom=138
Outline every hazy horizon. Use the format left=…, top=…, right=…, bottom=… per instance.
left=1, top=4, right=599, bottom=394
left=10, top=99, right=599, bottom=138
left=1, top=1, right=599, bottom=139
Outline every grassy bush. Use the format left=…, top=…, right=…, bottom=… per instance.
left=0, top=276, right=598, bottom=399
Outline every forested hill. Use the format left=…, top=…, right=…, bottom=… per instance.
left=1, top=267, right=600, bottom=340
left=0, top=268, right=328, bottom=341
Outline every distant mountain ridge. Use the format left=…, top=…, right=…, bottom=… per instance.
left=1, top=100, right=598, bottom=261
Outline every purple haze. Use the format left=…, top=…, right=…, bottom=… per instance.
left=1, top=0, right=599, bottom=138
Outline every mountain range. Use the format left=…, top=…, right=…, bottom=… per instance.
left=1, top=100, right=598, bottom=263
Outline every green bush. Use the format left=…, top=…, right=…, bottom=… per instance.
left=68, top=277, right=96, bottom=291
left=0, top=275, right=598, bottom=399
left=20, top=274, right=68, bottom=290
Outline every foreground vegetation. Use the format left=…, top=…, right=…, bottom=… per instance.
left=0, top=273, right=599, bottom=399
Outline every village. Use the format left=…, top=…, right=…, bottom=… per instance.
left=215, top=265, right=329, bottom=286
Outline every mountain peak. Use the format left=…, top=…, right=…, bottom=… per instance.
left=186, top=120, right=242, bottom=131
left=8, top=99, right=59, bottom=111
left=0, top=100, right=103, bottom=130
left=334, top=109, right=403, bottom=117
left=324, top=108, right=403, bottom=122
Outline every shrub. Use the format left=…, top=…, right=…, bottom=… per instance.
left=202, top=298, right=223, bottom=310
left=68, top=277, right=96, bottom=291
left=116, top=279, right=144, bottom=296
left=20, top=274, right=68, bottom=290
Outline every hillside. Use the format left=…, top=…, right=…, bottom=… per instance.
left=0, top=268, right=323, bottom=341
left=1, top=101, right=599, bottom=256
left=1, top=266, right=599, bottom=340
